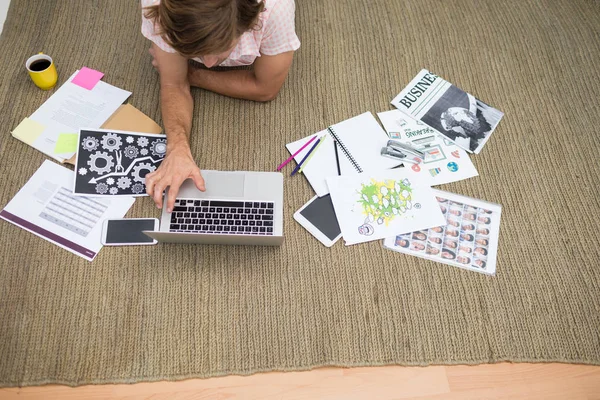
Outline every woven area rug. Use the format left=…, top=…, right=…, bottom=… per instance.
left=1, top=0, right=599, bottom=387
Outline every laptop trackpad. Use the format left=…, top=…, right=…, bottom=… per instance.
left=204, top=172, right=245, bottom=198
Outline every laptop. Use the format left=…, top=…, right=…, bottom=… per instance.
left=143, top=170, right=284, bottom=246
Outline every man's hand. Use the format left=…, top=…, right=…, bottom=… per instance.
left=145, top=145, right=205, bottom=213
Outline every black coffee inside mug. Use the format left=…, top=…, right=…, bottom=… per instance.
left=29, top=59, right=51, bottom=72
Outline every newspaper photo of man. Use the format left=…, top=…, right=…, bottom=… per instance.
left=420, top=84, right=503, bottom=154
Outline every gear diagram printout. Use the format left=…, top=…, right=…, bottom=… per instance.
left=0, top=160, right=134, bottom=261
left=73, top=129, right=167, bottom=196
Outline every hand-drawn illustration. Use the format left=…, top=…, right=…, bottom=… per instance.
left=74, top=129, right=166, bottom=196
left=327, top=171, right=446, bottom=246
left=356, top=179, right=416, bottom=236
left=357, top=222, right=374, bottom=236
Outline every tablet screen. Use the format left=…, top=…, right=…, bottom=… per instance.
left=299, top=195, right=341, bottom=241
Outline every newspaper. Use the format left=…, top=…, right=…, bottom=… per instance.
left=391, top=69, right=503, bottom=154
left=383, top=189, right=501, bottom=275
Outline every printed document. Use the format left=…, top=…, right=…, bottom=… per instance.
left=11, top=71, right=131, bottom=162
left=0, top=160, right=135, bottom=261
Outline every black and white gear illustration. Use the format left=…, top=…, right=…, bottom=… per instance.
left=81, top=136, right=99, bottom=151
left=150, top=139, right=167, bottom=157
left=137, top=137, right=149, bottom=147
left=101, top=132, right=122, bottom=152
left=87, top=151, right=114, bottom=174
left=74, top=130, right=167, bottom=196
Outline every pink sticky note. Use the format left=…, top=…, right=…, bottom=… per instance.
left=72, top=67, right=104, bottom=90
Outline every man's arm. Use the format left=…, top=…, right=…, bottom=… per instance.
left=145, top=43, right=205, bottom=213
left=158, top=51, right=193, bottom=152
left=188, top=51, right=294, bottom=102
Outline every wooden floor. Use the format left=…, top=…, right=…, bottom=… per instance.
left=1, top=363, right=599, bottom=399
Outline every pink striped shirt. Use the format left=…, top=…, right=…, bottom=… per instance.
left=141, top=0, right=300, bottom=67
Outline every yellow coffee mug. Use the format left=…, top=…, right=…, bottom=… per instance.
left=26, top=53, right=58, bottom=90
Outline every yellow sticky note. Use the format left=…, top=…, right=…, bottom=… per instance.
left=11, top=118, right=45, bottom=145
left=54, top=133, right=78, bottom=154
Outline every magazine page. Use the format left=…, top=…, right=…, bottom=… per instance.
left=391, top=69, right=504, bottom=154
left=383, top=189, right=501, bottom=275
left=377, top=110, right=478, bottom=186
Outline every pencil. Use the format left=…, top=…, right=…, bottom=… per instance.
left=290, top=136, right=322, bottom=176
left=334, top=140, right=341, bottom=175
left=277, top=134, right=318, bottom=171
left=298, top=134, right=328, bottom=174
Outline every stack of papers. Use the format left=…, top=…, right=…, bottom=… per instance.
left=11, top=69, right=131, bottom=162
left=289, top=68, right=504, bottom=274
left=2, top=67, right=159, bottom=261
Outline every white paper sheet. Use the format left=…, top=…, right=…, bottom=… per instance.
left=383, top=189, right=501, bottom=275
left=19, top=71, right=131, bottom=162
left=0, top=160, right=135, bottom=261
left=286, top=112, right=401, bottom=197
left=377, top=110, right=478, bottom=186
left=326, top=169, right=445, bottom=246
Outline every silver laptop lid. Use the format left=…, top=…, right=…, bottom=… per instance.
left=173, top=169, right=282, bottom=203
left=178, top=170, right=247, bottom=200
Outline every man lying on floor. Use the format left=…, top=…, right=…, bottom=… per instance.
left=141, top=0, right=300, bottom=212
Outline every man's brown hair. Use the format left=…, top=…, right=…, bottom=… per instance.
left=144, top=0, right=264, bottom=57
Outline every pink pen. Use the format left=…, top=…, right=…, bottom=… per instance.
left=277, top=134, right=318, bottom=171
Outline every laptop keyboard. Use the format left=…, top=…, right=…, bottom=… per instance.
left=169, top=199, right=275, bottom=235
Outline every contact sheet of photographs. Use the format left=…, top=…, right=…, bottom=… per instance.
left=383, top=189, right=501, bottom=275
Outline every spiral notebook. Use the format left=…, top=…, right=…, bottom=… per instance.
left=286, top=112, right=400, bottom=196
